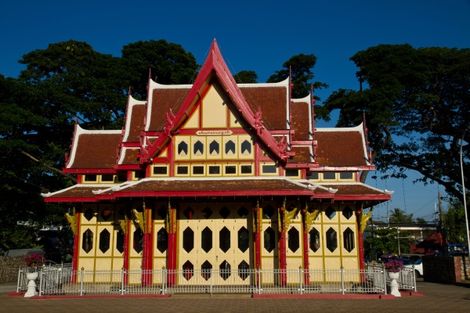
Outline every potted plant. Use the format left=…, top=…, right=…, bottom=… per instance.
left=25, top=252, right=44, bottom=271
left=384, top=257, right=404, bottom=275
left=24, top=252, right=44, bottom=297
left=384, top=256, right=403, bottom=297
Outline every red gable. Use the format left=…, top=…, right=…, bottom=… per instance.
left=139, top=40, right=293, bottom=163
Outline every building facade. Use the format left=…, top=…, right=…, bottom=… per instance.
left=43, top=40, right=391, bottom=286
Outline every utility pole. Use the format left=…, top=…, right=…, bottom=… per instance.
left=437, top=191, right=447, bottom=255
left=397, top=228, right=401, bottom=256
left=459, top=136, right=470, bottom=256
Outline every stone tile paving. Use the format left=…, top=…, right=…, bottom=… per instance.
left=0, top=282, right=469, bottom=313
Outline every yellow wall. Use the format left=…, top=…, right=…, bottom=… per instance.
left=78, top=209, right=124, bottom=283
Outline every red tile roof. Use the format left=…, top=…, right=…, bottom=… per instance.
left=125, top=104, right=146, bottom=142
left=115, top=178, right=310, bottom=193
left=67, top=131, right=122, bottom=169
left=120, top=148, right=140, bottom=165
left=321, top=183, right=391, bottom=201
left=291, top=101, right=310, bottom=141
left=289, top=146, right=311, bottom=164
left=240, top=86, right=287, bottom=130
left=43, top=185, right=108, bottom=202
left=97, top=178, right=333, bottom=199
left=315, top=130, right=368, bottom=167
left=148, top=88, right=189, bottom=131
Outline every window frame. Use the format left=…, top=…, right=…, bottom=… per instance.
left=224, top=164, right=238, bottom=176
left=239, top=163, right=253, bottom=176
left=175, top=164, right=190, bottom=176
left=322, top=172, right=337, bottom=181
left=261, top=163, right=278, bottom=176
left=191, top=164, right=205, bottom=176
left=207, top=164, right=222, bottom=176
left=151, top=165, right=169, bottom=177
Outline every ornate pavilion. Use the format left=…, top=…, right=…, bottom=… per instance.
left=43, top=40, right=391, bottom=286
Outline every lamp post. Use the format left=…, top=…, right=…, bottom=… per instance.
left=460, top=135, right=470, bottom=256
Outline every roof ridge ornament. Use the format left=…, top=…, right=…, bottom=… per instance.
left=254, top=109, right=264, bottom=135
left=163, top=108, right=176, bottom=136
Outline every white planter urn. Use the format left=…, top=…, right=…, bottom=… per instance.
left=388, top=271, right=401, bottom=297
left=24, top=271, right=38, bottom=297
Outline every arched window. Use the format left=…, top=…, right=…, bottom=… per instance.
left=241, top=140, right=251, bottom=154
left=225, top=140, right=236, bottom=154
left=178, top=141, right=188, bottom=155
left=209, top=140, right=220, bottom=155
left=193, top=140, right=204, bottom=155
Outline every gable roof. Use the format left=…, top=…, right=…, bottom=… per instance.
left=145, top=80, right=191, bottom=132
left=238, top=79, right=290, bottom=130
left=122, top=95, right=146, bottom=143
left=64, top=124, right=121, bottom=173
left=291, top=95, right=312, bottom=141
left=314, top=124, right=373, bottom=169
left=139, top=39, right=292, bottom=163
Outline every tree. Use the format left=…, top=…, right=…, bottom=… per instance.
left=389, top=208, right=413, bottom=224
left=0, top=75, right=57, bottom=250
left=20, top=40, right=127, bottom=132
left=0, top=39, right=199, bottom=251
left=443, top=198, right=467, bottom=243
left=121, top=40, right=198, bottom=98
left=364, top=227, right=397, bottom=260
left=267, top=54, right=327, bottom=98
left=415, top=217, right=428, bottom=225
left=322, top=45, right=470, bottom=202
left=234, top=70, right=258, bottom=83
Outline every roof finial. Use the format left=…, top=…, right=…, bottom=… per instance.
left=362, top=110, right=367, bottom=133
left=128, top=85, right=132, bottom=96
left=148, top=67, right=152, bottom=80
left=289, top=65, right=293, bottom=95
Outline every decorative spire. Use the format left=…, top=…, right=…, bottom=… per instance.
left=362, top=111, right=372, bottom=162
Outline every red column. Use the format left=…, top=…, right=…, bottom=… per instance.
left=167, top=207, right=177, bottom=286
left=141, top=206, right=153, bottom=286
left=301, top=208, right=310, bottom=285
left=123, top=219, right=130, bottom=286
left=254, top=205, right=262, bottom=270
left=357, top=205, right=365, bottom=272
left=356, top=204, right=366, bottom=284
left=278, top=207, right=287, bottom=286
left=71, top=211, right=81, bottom=283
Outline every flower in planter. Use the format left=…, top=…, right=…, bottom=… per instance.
left=24, top=252, right=44, bottom=269
left=384, top=257, right=404, bottom=273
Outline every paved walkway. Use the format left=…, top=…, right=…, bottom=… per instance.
left=1, top=282, right=469, bottom=313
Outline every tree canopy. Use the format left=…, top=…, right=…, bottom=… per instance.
left=121, top=40, right=197, bottom=98
left=268, top=53, right=326, bottom=98
left=388, top=208, right=414, bottom=224
left=443, top=198, right=467, bottom=243
left=322, top=44, right=470, bottom=202
left=0, top=39, right=198, bottom=253
left=234, top=70, right=258, bottom=83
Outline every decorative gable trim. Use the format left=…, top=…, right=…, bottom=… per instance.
left=123, top=95, right=146, bottom=142
left=140, top=40, right=293, bottom=164
left=144, top=78, right=158, bottom=132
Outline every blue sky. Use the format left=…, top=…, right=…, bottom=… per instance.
left=1, top=0, right=469, bottom=221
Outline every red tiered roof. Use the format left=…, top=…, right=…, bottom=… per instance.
left=47, top=40, right=390, bottom=205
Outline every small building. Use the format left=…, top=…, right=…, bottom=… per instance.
left=43, top=40, right=391, bottom=286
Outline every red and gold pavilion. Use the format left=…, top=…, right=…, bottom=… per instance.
left=43, top=40, right=391, bottom=286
